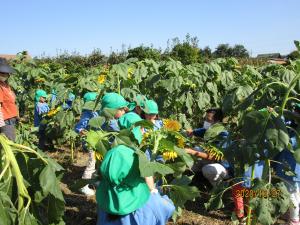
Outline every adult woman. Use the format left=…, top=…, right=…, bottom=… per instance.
left=0, top=59, right=18, bottom=141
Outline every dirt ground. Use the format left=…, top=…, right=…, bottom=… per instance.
left=47, top=149, right=286, bottom=225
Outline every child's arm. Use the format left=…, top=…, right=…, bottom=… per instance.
left=75, top=111, right=92, bottom=134
left=186, top=128, right=206, bottom=137
left=37, top=103, right=50, bottom=115
left=185, top=147, right=216, bottom=160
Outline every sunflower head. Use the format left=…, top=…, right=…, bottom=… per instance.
left=47, top=107, right=61, bottom=117
left=162, top=151, right=178, bottom=161
left=163, top=119, right=181, bottom=132
left=177, top=137, right=185, bottom=148
left=98, top=75, right=106, bottom=84
left=95, top=151, right=104, bottom=161
left=127, top=67, right=134, bottom=79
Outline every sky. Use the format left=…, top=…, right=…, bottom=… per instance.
left=1, top=0, right=300, bottom=57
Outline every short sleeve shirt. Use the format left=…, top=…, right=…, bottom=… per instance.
left=0, top=82, right=18, bottom=120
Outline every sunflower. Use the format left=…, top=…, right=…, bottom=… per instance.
left=94, top=151, right=104, bottom=161
left=127, top=67, right=134, bottom=79
left=162, top=151, right=178, bottom=161
left=98, top=75, right=106, bottom=84
left=163, top=119, right=181, bottom=132
left=177, top=137, right=185, bottom=148
left=142, top=132, right=150, bottom=144
left=47, top=107, right=60, bottom=117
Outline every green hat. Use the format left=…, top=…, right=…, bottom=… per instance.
left=101, top=92, right=128, bottom=110
left=142, top=100, right=159, bottom=114
left=35, top=89, right=48, bottom=102
left=96, top=145, right=150, bottom=215
left=83, top=92, right=97, bottom=102
left=118, top=112, right=142, bottom=129
left=118, top=112, right=143, bottom=143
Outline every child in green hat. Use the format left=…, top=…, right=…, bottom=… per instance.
left=142, top=99, right=163, bottom=130
left=76, top=92, right=128, bottom=196
left=96, top=120, right=175, bottom=225
left=75, top=91, right=100, bottom=196
left=34, top=89, right=50, bottom=150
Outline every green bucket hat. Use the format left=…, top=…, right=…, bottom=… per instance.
left=142, top=100, right=159, bottom=114
left=35, top=89, right=48, bottom=102
left=101, top=92, right=128, bottom=110
left=118, top=112, right=142, bottom=129
left=118, top=112, right=143, bottom=144
left=83, top=92, right=98, bottom=103
left=96, top=145, right=150, bottom=215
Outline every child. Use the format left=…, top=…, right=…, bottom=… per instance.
left=186, top=108, right=224, bottom=137
left=34, top=89, right=50, bottom=150
left=75, top=92, right=99, bottom=196
left=100, top=92, right=129, bottom=131
left=185, top=108, right=229, bottom=186
left=142, top=99, right=163, bottom=130
left=96, top=123, right=175, bottom=225
left=76, top=92, right=128, bottom=196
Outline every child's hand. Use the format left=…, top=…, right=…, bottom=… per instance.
left=186, top=129, right=193, bottom=137
left=80, top=129, right=88, bottom=136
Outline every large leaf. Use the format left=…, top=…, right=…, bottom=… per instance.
left=39, top=165, right=64, bottom=201
left=204, top=123, right=226, bottom=142
left=135, top=150, right=174, bottom=177
left=168, top=184, right=199, bottom=208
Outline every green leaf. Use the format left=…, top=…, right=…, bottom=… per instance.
left=168, top=184, right=199, bottom=208
left=100, top=108, right=118, bottom=120
left=204, top=123, right=226, bottom=142
left=173, top=146, right=194, bottom=169
left=168, top=162, right=187, bottom=178
left=294, top=148, right=300, bottom=163
left=39, top=165, right=64, bottom=201
left=135, top=150, right=174, bottom=177
left=47, top=195, right=65, bottom=223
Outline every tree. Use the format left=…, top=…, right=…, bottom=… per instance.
left=107, top=51, right=127, bottom=64
left=288, top=50, right=300, bottom=60
left=231, top=44, right=249, bottom=58
left=86, top=49, right=107, bottom=67
left=127, top=46, right=161, bottom=61
left=199, top=46, right=212, bottom=58
left=170, top=43, right=199, bottom=65
left=213, top=44, right=249, bottom=58
left=213, top=44, right=232, bottom=58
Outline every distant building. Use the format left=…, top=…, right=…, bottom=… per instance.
left=256, top=53, right=282, bottom=59
left=0, top=52, right=31, bottom=61
left=256, top=53, right=287, bottom=65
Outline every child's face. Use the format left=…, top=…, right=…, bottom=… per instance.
left=114, top=108, right=126, bottom=119
left=145, top=114, right=157, bottom=122
left=205, top=112, right=216, bottom=123
left=135, top=106, right=142, bottom=115
left=40, top=97, right=46, bottom=103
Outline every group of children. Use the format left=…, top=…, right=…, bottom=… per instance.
left=33, top=89, right=300, bottom=225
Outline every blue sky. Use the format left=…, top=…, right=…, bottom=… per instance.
left=1, top=0, right=299, bottom=57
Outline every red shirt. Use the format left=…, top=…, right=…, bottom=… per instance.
left=0, top=82, right=18, bottom=120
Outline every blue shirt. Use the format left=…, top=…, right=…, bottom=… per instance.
left=242, top=160, right=265, bottom=188
left=75, top=110, right=99, bottom=133
left=273, top=136, right=300, bottom=183
left=97, top=192, right=175, bottom=225
left=34, top=102, right=50, bottom=127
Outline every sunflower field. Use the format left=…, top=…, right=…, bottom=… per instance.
left=1, top=40, right=300, bottom=225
